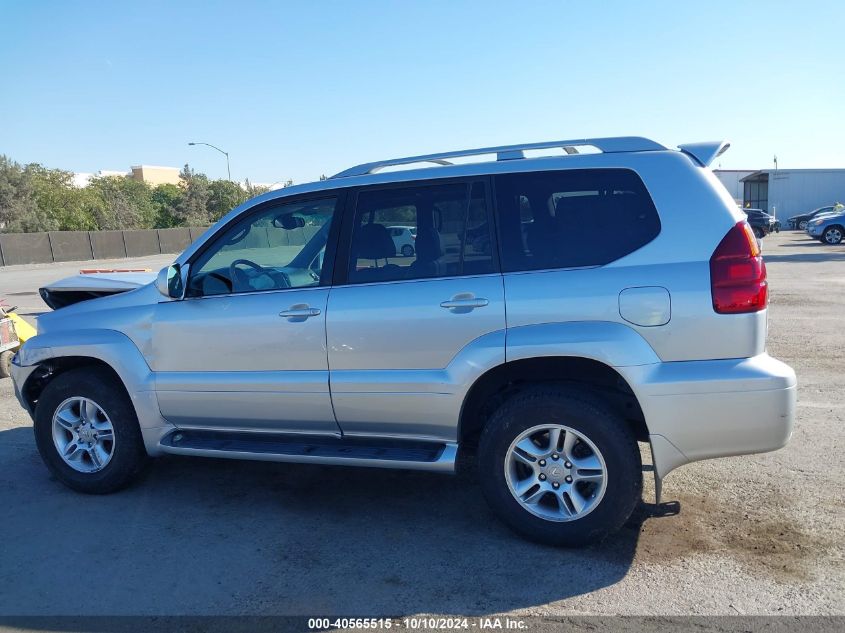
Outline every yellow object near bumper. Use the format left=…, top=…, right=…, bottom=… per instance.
left=8, top=312, right=36, bottom=345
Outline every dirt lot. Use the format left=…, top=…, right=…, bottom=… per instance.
left=0, top=231, right=842, bottom=617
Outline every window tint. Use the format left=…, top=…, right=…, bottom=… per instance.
left=494, top=169, right=660, bottom=271
left=188, top=197, right=337, bottom=297
left=348, top=181, right=493, bottom=284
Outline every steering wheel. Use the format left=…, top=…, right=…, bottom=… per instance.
left=229, top=258, right=289, bottom=292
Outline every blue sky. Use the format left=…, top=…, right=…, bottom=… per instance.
left=2, top=0, right=843, bottom=184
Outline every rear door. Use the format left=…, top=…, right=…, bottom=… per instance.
left=326, top=179, right=505, bottom=442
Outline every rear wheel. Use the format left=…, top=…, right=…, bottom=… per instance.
left=34, top=367, right=148, bottom=493
left=478, top=385, right=641, bottom=546
left=798, top=220, right=808, bottom=230
left=823, top=226, right=843, bottom=245
left=401, top=244, right=414, bottom=257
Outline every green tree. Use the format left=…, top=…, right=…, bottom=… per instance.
left=175, top=164, right=211, bottom=226
left=0, top=156, right=57, bottom=232
left=87, top=176, right=155, bottom=230
left=151, top=183, right=184, bottom=228
left=243, top=178, right=270, bottom=201
left=26, top=164, right=95, bottom=230
left=208, top=179, right=245, bottom=222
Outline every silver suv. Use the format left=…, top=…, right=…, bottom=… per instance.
left=11, top=137, right=797, bottom=546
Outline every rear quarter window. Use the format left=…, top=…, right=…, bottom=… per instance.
left=494, top=168, right=661, bottom=271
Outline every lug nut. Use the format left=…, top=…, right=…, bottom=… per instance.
left=538, top=459, right=546, bottom=467
left=539, top=474, right=546, bottom=481
left=552, top=482, right=560, bottom=489
left=564, top=461, right=572, bottom=468
left=551, top=453, right=559, bottom=460
left=565, top=476, right=573, bottom=483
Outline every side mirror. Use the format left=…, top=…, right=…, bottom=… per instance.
left=156, top=264, right=185, bottom=299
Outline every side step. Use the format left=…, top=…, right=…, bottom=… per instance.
left=158, top=429, right=457, bottom=474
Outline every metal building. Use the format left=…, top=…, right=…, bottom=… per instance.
left=715, top=169, right=845, bottom=218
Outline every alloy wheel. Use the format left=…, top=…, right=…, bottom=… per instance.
left=824, top=228, right=842, bottom=244
left=51, top=397, right=116, bottom=473
left=504, top=424, right=607, bottom=522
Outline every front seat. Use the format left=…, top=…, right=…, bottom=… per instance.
left=351, top=222, right=402, bottom=282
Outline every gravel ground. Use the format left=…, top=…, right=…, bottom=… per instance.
left=0, top=231, right=842, bottom=619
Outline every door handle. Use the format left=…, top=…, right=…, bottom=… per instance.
left=279, top=304, right=321, bottom=319
left=440, top=296, right=489, bottom=310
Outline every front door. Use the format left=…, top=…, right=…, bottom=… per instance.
left=152, top=194, right=343, bottom=435
left=326, top=179, right=505, bottom=442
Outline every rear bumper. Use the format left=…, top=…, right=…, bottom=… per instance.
left=623, top=354, right=796, bottom=479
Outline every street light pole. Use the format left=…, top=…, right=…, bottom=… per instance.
left=188, top=141, right=231, bottom=181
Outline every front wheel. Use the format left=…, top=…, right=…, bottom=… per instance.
left=401, top=244, right=415, bottom=257
left=478, top=385, right=642, bottom=546
left=823, top=226, right=843, bottom=245
left=34, top=367, right=148, bottom=493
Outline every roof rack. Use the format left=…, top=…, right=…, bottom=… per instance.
left=331, top=136, right=666, bottom=179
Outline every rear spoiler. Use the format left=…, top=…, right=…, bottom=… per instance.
left=678, top=141, right=730, bottom=167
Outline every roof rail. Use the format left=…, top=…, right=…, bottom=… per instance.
left=331, top=136, right=667, bottom=179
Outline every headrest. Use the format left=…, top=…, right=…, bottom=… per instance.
left=355, top=223, right=396, bottom=260
left=413, top=226, right=443, bottom=262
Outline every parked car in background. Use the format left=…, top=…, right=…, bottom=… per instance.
left=807, top=207, right=845, bottom=244
left=787, top=205, right=835, bottom=230
left=388, top=225, right=416, bottom=256
left=743, top=208, right=778, bottom=238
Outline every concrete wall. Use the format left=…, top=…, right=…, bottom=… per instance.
left=0, top=232, right=53, bottom=266
left=48, top=231, right=94, bottom=262
left=90, top=231, right=127, bottom=259
left=0, top=228, right=206, bottom=267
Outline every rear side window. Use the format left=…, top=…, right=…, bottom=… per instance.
left=347, top=181, right=494, bottom=284
left=494, top=169, right=660, bottom=271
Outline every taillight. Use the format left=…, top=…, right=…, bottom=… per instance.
left=710, top=221, right=768, bottom=314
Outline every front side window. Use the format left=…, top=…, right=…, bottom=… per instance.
left=494, top=169, right=660, bottom=272
left=347, top=181, right=493, bottom=284
left=187, top=196, right=338, bottom=297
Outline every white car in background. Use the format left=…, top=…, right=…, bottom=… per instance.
left=388, top=226, right=416, bottom=256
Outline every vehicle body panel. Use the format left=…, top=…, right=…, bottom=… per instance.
left=152, top=287, right=338, bottom=434
left=327, top=274, right=506, bottom=441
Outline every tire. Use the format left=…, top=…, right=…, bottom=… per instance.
left=798, top=220, right=808, bottom=230
left=401, top=244, right=414, bottom=257
left=823, top=226, right=843, bottom=245
left=478, top=385, right=641, bottom=546
left=33, top=367, right=148, bottom=494
left=0, top=350, right=13, bottom=379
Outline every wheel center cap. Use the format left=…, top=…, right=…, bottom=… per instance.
left=78, top=425, right=95, bottom=443
left=545, top=465, right=569, bottom=482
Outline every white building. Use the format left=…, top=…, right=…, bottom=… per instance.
left=712, top=170, right=755, bottom=204
left=71, top=170, right=130, bottom=188
left=714, top=169, right=845, bottom=219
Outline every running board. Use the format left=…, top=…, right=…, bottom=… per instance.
left=158, top=429, right=457, bottom=474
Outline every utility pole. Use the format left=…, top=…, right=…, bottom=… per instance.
left=188, top=142, right=231, bottom=181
